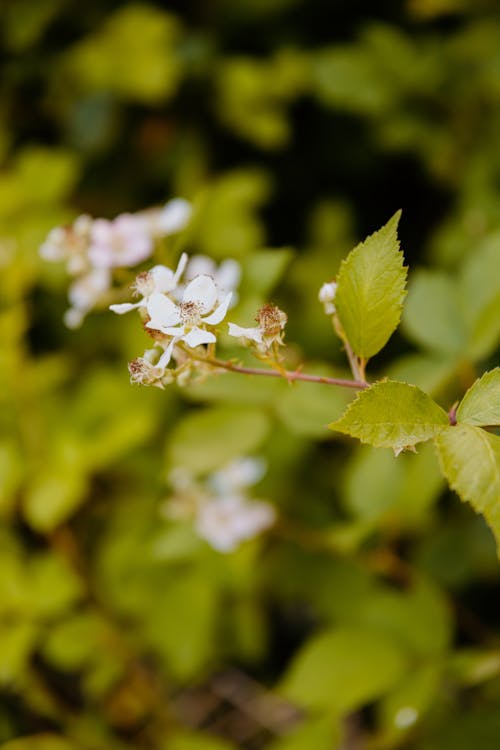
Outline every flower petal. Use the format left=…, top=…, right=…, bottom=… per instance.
left=150, top=265, right=175, bottom=292
left=183, top=327, right=216, bottom=347
left=183, top=275, right=218, bottom=313
left=147, top=292, right=181, bottom=327
left=155, top=199, right=192, bottom=235
left=156, top=338, right=177, bottom=370
left=227, top=322, right=263, bottom=344
left=217, top=260, right=241, bottom=293
left=109, top=301, right=142, bottom=314
left=173, top=252, right=188, bottom=284
left=203, top=292, right=233, bottom=325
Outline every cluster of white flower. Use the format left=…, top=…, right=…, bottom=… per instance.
left=164, top=458, right=276, bottom=552
left=114, top=246, right=288, bottom=387
left=40, top=198, right=192, bottom=328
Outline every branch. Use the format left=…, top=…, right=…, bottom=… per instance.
left=196, top=354, right=369, bottom=390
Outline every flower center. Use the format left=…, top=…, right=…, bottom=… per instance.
left=179, top=301, right=202, bottom=327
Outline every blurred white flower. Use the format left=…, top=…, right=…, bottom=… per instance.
left=319, top=280, right=337, bottom=315
left=64, top=267, right=111, bottom=329
left=88, top=213, right=153, bottom=269
left=183, top=255, right=241, bottom=304
left=210, top=457, right=266, bottom=495
left=163, top=457, right=274, bottom=553
left=195, top=495, right=276, bottom=553
left=40, top=215, right=93, bottom=274
left=109, top=253, right=188, bottom=315
left=149, top=197, right=192, bottom=236
left=146, top=275, right=232, bottom=348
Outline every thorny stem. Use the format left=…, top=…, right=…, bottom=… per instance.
left=190, top=352, right=369, bottom=390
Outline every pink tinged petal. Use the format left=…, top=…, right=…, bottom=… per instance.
left=202, top=292, right=233, bottom=325
left=183, top=275, right=218, bottom=313
left=109, top=301, right=142, bottom=314
left=146, top=293, right=181, bottom=327
left=183, top=327, right=216, bottom=347
left=90, top=218, right=113, bottom=244
left=227, top=322, right=263, bottom=344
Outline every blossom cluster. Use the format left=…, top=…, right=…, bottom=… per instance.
left=40, top=198, right=192, bottom=328
left=40, top=197, right=343, bottom=390
left=164, top=458, right=276, bottom=552
left=112, top=250, right=288, bottom=388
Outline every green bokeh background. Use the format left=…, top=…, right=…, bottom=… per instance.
left=1, top=1, right=500, bottom=748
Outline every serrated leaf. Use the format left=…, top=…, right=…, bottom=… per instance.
left=335, top=211, right=407, bottom=358
left=435, top=426, right=500, bottom=549
left=456, top=369, right=500, bottom=427
left=329, top=380, right=449, bottom=452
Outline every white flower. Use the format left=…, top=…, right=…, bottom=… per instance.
left=64, top=267, right=111, bottom=328
left=209, top=457, right=266, bottom=495
left=146, top=275, right=232, bottom=348
left=109, top=253, right=188, bottom=315
left=88, top=213, right=153, bottom=269
left=228, top=304, right=287, bottom=349
left=195, top=495, right=276, bottom=553
left=183, top=255, right=241, bottom=304
left=39, top=214, right=93, bottom=274
left=149, top=198, right=192, bottom=236
left=319, top=280, right=337, bottom=315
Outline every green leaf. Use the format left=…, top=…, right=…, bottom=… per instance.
left=167, top=731, right=237, bottom=750
left=335, top=211, right=407, bottom=358
left=329, top=380, right=449, bottom=453
left=459, top=235, right=500, bottom=360
left=280, top=626, right=407, bottom=712
left=344, top=442, right=443, bottom=527
left=167, top=406, right=270, bottom=473
left=435, top=425, right=500, bottom=548
left=275, top=366, right=354, bottom=438
left=378, top=663, right=442, bottom=741
left=240, top=247, right=293, bottom=297
left=456, top=369, right=500, bottom=427
left=267, top=716, right=341, bottom=750
left=402, top=269, right=466, bottom=355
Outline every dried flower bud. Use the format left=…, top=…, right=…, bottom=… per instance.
left=257, top=304, right=287, bottom=343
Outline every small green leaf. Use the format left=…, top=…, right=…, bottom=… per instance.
left=280, top=626, right=407, bottom=711
left=435, top=425, right=500, bottom=548
left=335, top=211, right=407, bottom=358
left=329, top=380, right=449, bottom=452
left=456, top=368, right=500, bottom=427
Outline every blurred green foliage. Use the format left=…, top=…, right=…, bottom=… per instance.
left=0, top=1, right=499, bottom=749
